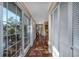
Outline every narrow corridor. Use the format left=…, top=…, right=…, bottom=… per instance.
left=1, top=2, right=79, bottom=57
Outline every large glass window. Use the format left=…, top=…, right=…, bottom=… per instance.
left=3, top=2, right=22, bottom=57
left=3, top=2, right=8, bottom=57
left=24, top=14, right=30, bottom=49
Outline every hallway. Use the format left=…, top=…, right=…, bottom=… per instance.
left=0, top=2, right=79, bottom=57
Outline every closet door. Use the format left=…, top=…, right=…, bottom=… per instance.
left=72, top=2, right=79, bottom=57
left=59, top=2, right=72, bottom=57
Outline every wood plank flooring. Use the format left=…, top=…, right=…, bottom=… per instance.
left=25, top=35, right=52, bottom=57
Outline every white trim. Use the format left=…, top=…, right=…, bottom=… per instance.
left=0, top=2, right=3, bottom=57
left=52, top=46, right=59, bottom=57
left=49, top=2, right=59, bottom=14
left=58, top=3, right=60, bottom=52
left=21, top=11, right=25, bottom=56
left=48, top=14, right=52, bottom=53
left=68, top=2, right=73, bottom=56
left=30, top=18, right=33, bottom=47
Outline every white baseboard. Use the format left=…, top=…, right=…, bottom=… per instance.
left=24, top=45, right=30, bottom=56
left=52, top=46, right=59, bottom=57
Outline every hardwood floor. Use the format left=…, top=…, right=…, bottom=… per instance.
left=25, top=35, right=52, bottom=57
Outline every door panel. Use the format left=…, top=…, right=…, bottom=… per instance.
left=59, top=2, right=72, bottom=57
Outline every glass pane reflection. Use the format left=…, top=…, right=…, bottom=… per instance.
left=3, top=50, right=8, bottom=57
left=8, top=35, right=17, bottom=46
left=3, top=2, right=22, bottom=57
left=3, top=36, right=8, bottom=49
left=8, top=45, right=17, bottom=57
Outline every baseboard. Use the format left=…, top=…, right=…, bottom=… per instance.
left=52, top=46, right=59, bottom=57
left=24, top=45, right=30, bottom=56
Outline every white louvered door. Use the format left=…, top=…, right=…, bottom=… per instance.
left=72, top=2, right=79, bottom=57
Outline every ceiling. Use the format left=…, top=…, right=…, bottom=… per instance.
left=26, top=2, right=50, bottom=24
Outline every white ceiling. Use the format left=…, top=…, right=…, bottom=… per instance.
left=26, top=2, right=50, bottom=24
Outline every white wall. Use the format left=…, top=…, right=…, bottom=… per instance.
left=30, top=19, right=36, bottom=47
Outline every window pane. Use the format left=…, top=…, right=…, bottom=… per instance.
left=3, top=36, right=8, bottom=57
left=17, top=41, right=22, bottom=51
left=8, top=35, right=17, bottom=46
left=3, top=22, right=7, bottom=35
left=16, top=7, right=22, bottom=42
left=3, top=50, right=8, bottom=57
left=24, top=25, right=27, bottom=37
left=16, top=50, right=20, bottom=56
left=7, top=3, right=16, bottom=35
left=8, top=3, right=16, bottom=14
left=3, top=2, right=7, bottom=22
left=24, top=38, right=28, bottom=49
left=3, top=2, right=22, bottom=57
left=3, top=36, right=8, bottom=49
left=17, top=34, right=21, bottom=41
left=24, top=14, right=30, bottom=49
left=3, top=3, right=8, bottom=57
left=8, top=45, right=17, bottom=57
left=3, top=3, right=7, bottom=35
left=24, top=25, right=28, bottom=49
left=16, top=8, right=22, bottom=33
